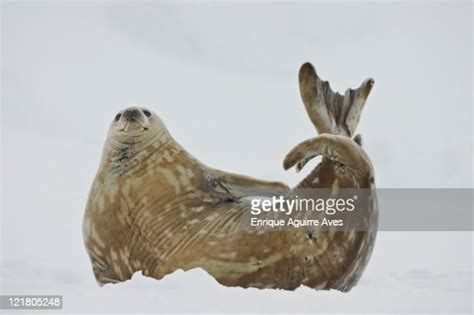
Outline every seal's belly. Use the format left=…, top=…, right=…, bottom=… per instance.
left=131, top=196, right=374, bottom=291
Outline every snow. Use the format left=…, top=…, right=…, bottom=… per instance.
left=1, top=2, right=472, bottom=314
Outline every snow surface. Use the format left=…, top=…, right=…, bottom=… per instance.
left=1, top=2, right=472, bottom=314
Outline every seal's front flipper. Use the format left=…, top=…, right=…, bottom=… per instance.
left=283, top=134, right=373, bottom=177
left=207, top=169, right=289, bottom=201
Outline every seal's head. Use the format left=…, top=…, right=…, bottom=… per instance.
left=106, top=106, right=168, bottom=151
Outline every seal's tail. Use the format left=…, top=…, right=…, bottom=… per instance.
left=298, top=62, right=374, bottom=138
left=283, top=62, right=375, bottom=176
left=283, top=134, right=373, bottom=177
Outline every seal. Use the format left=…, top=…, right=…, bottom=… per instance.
left=83, top=106, right=290, bottom=283
left=83, top=62, right=378, bottom=291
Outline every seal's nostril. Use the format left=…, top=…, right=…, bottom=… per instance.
left=122, top=108, right=142, bottom=120
left=143, top=110, right=151, bottom=117
left=114, top=113, right=121, bottom=122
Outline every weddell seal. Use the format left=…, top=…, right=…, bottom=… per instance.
left=83, top=62, right=378, bottom=291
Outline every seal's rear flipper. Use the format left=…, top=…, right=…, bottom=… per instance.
left=207, top=169, right=290, bottom=201
left=283, top=134, right=373, bottom=177
left=299, top=62, right=374, bottom=137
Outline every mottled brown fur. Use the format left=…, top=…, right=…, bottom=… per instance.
left=83, top=63, right=378, bottom=291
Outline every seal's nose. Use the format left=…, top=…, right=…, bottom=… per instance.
left=122, top=108, right=142, bottom=121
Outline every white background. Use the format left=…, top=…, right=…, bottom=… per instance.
left=1, top=1, right=472, bottom=314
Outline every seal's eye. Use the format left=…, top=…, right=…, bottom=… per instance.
left=143, top=110, right=152, bottom=117
left=114, top=113, right=121, bottom=122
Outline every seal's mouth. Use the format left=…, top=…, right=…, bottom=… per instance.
left=115, top=107, right=151, bottom=133
left=119, top=120, right=149, bottom=132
